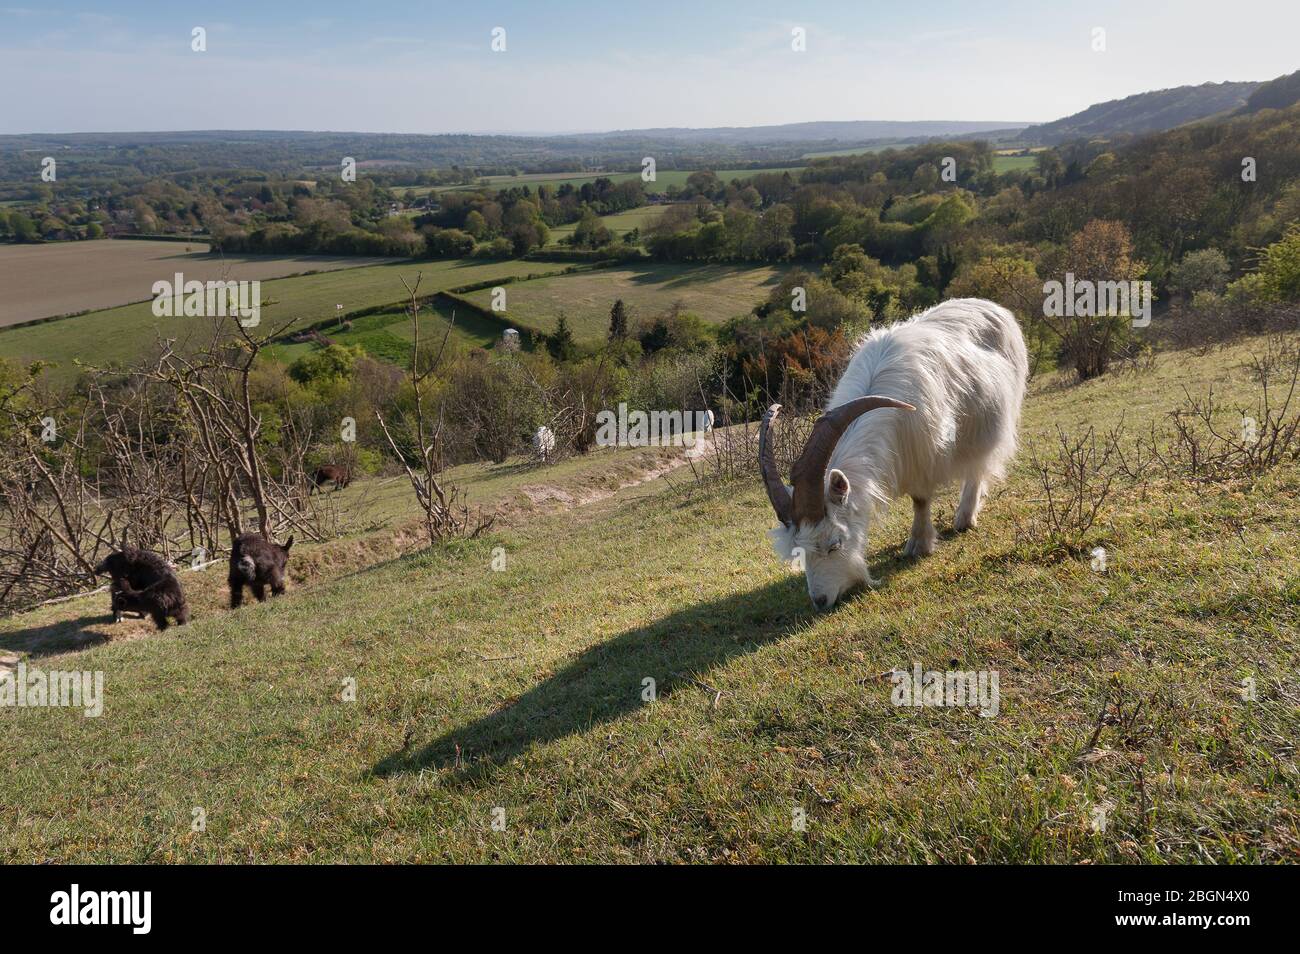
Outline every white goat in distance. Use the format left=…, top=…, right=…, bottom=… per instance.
left=533, top=425, right=556, bottom=463
left=761, top=298, right=1028, bottom=610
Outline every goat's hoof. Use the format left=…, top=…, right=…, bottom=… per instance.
left=953, top=514, right=978, bottom=533
left=903, top=536, right=936, bottom=558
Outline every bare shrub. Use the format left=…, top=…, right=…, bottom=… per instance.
left=373, top=277, right=494, bottom=544
left=0, top=386, right=110, bottom=608
left=1244, top=332, right=1300, bottom=385
left=1019, top=425, right=1122, bottom=543
left=550, top=355, right=630, bottom=456
left=1164, top=299, right=1300, bottom=353
left=1158, top=375, right=1300, bottom=483
left=681, top=361, right=817, bottom=491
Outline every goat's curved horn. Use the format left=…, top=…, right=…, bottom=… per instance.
left=758, top=403, right=794, bottom=526
left=790, top=395, right=915, bottom=525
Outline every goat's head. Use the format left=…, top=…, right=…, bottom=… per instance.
left=760, top=397, right=913, bottom=610
left=94, top=551, right=127, bottom=578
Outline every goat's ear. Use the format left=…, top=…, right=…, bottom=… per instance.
left=281, top=535, right=294, bottom=552
left=827, top=469, right=851, bottom=506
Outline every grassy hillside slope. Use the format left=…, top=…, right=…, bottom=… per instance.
left=1, top=337, right=1297, bottom=863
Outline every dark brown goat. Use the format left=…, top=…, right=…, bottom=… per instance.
left=309, top=465, right=351, bottom=494
left=94, top=547, right=190, bottom=630
left=228, top=533, right=293, bottom=608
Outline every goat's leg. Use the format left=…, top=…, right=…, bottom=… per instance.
left=903, top=497, right=937, bottom=557
left=229, top=580, right=244, bottom=609
left=954, top=477, right=986, bottom=532
left=251, top=582, right=267, bottom=603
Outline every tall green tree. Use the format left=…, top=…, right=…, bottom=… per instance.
left=547, top=314, right=577, bottom=361
left=608, top=299, right=628, bottom=340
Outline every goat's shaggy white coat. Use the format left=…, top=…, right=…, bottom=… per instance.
left=771, top=298, right=1028, bottom=608
left=533, top=425, right=556, bottom=462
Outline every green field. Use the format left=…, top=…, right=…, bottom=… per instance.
left=266, top=296, right=516, bottom=367
left=802, top=143, right=905, bottom=159
left=3, top=335, right=1298, bottom=862
left=0, top=241, right=400, bottom=329
left=461, top=262, right=790, bottom=341
left=545, top=205, right=666, bottom=246
left=0, top=258, right=548, bottom=382
left=992, top=154, right=1039, bottom=173
left=801, top=150, right=1038, bottom=172
left=417, top=166, right=805, bottom=197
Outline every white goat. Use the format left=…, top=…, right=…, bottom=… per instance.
left=761, top=298, right=1028, bottom=610
left=533, top=425, right=556, bottom=462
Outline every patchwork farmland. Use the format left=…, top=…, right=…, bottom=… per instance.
left=0, top=240, right=399, bottom=327
left=461, top=262, right=790, bottom=341
left=0, top=256, right=548, bottom=381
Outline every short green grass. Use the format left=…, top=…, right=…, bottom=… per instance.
left=545, top=206, right=666, bottom=247
left=462, top=262, right=790, bottom=342
left=1, top=336, right=1297, bottom=862
left=265, top=296, right=514, bottom=366
left=0, top=258, right=545, bottom=384
left=802, top=143, right=903, bottom=158
left=992, top=154, right=1038, bottom=173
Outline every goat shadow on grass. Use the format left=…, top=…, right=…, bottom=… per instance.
left=372, top=575, right=814, bottom=782
left=0, top=614, right=113, bottom=659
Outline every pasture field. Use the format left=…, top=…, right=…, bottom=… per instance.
left=802, top=143, right=904, bottom=158
left=0, top=240, right=400, bottom=327
left=992, top=154, right=1039, bottom=173
left=415, top=166, right=804, bottom=196
left=545, top=205, right=666, bottom=246
left=800, top=150, right=1037, bottom=171
left=0, top=257, right=547, bottom=383
left=265, top=296, right=514, bottom=366
left=1, top=335, right=1297, bottom=862
left=461, top=262, right=789, bottom=341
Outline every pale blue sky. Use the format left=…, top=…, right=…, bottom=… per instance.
left=2, top=1, right=1296, bottom=134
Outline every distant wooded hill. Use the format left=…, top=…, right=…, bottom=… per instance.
left=1027, top=80, right=1264, bottom=143
left=570, top=120, right=1029, bottom=143
left=1238, top=69, right=1300, bottom=114
left=3, top=70, right=1298, bottom=183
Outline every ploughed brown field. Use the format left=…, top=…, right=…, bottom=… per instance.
left=0, top=240, right=399, bottom=327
